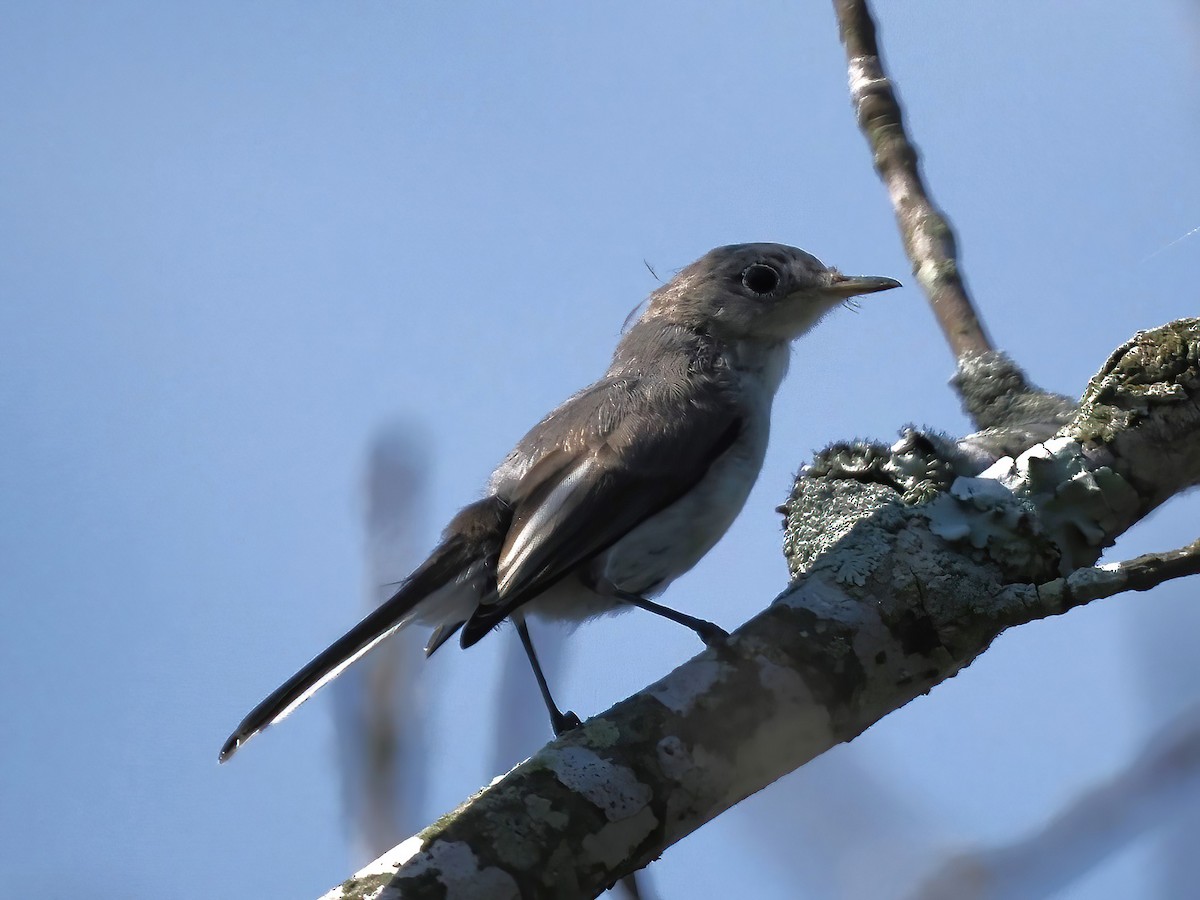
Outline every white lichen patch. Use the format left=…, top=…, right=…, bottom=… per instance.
left=981, top=438, right=1109, bottom=506
left=660, top=742, right=734, bottom=837
left=723, top=704, right=833, bottom=810
left=925, top=435, right=1141, bottom=574
left=581, top=717, right=621, bottom=748
left=990, top=438, right=1137, bottom=564
left=927, top=475, right=1033, bottom=547
left=1044, top=467, right=1140, bottom=550
left=656, top=735, right=693, bottom=780
left=847, top=56, right=880, bottom=95
left=524, top=793, right=569, bottom=830
left=755, top=656, right=816, bottom=708
left=545, top=746, right=652, bottom=822
left=402, top=840, right=519, bottom=900
left=829, top=540, right=884, bottom=586
left=951, top=474, right=1019, bottom=506
left=320, top=834, right=426, bottom=898
left=1065, top=563, right=1126, bottom=600
left=581, top=806, right=659, bottom=869
left=773, top=575, right=850, bottom=615
left=647, top=658, right=730, bottom=714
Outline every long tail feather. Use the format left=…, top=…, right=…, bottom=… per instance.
left=219, top=495, right=511, bottom=763
left=218, top=587, right=425, bottom=763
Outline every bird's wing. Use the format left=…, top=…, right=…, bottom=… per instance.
left=460, top=373, right=742, bottom=646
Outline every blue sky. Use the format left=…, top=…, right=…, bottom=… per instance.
left=2, top=3, right=1198, bottom=898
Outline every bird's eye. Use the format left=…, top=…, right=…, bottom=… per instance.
left=741, top=264, right=780, bottom=295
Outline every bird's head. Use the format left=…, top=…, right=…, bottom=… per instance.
left=645, top=242, right=900, bottom=342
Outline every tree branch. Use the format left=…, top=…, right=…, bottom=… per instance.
left=832, top=0, right=992, bottom=361
left=1034, top=539, right=1200, bottom=615
left=320, top=318, right=1200, bottom=900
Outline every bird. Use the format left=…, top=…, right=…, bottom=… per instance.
left=219, top=243, right=899, bottom=762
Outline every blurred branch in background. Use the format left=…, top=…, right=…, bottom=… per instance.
left=333, top=425, right=431, bottom=861
left=738, top=749, right=944, bottom=898
left=490, top=619, right=569, bottom=777
left=909, top=703, right=1200, bottom=900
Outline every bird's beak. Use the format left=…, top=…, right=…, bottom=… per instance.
left=825, top=273, right=903, bottom=297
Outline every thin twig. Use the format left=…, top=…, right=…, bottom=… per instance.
left=1041, top=539, right=1200, bottom=613
left=832, top=0, right=993, bottom=361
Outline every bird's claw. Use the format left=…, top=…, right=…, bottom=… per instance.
left=552, top=710, right=582, bottom=736
left=695, top=620, right=729, bottom=647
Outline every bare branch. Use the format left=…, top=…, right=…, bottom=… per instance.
left=832, top=0, right=992, bottom=361
left=1034, top=539, right=1200, bottom=615
left=833, top=1, right=1074, bottom=435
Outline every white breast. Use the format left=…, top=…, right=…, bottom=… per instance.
left=596, top=340, right=790, bottom=597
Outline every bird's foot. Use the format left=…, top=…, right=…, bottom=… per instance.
left=614, top=590, right=730, bottom=648
left=552, top=709, right=582, bottom=736
left=693, top=618, right=729, bottom=648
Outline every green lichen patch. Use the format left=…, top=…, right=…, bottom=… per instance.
left=1073, top=318, right=1200, bottom=444
left=336, top=871, right=394, bottom=900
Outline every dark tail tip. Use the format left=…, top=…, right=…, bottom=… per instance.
left=218, top=734, right=242, bottom=764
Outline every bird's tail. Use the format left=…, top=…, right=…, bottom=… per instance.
left=218, top=583, right=430, bottom=762
left=218, top=496, right=511, bottom=763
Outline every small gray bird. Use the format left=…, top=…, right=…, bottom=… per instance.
left=219, top=243, right=899, bottom=762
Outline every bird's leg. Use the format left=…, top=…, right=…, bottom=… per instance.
left=613, top=590, right=729, bottom=647
left=514, top=616, right=581, bottom=736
